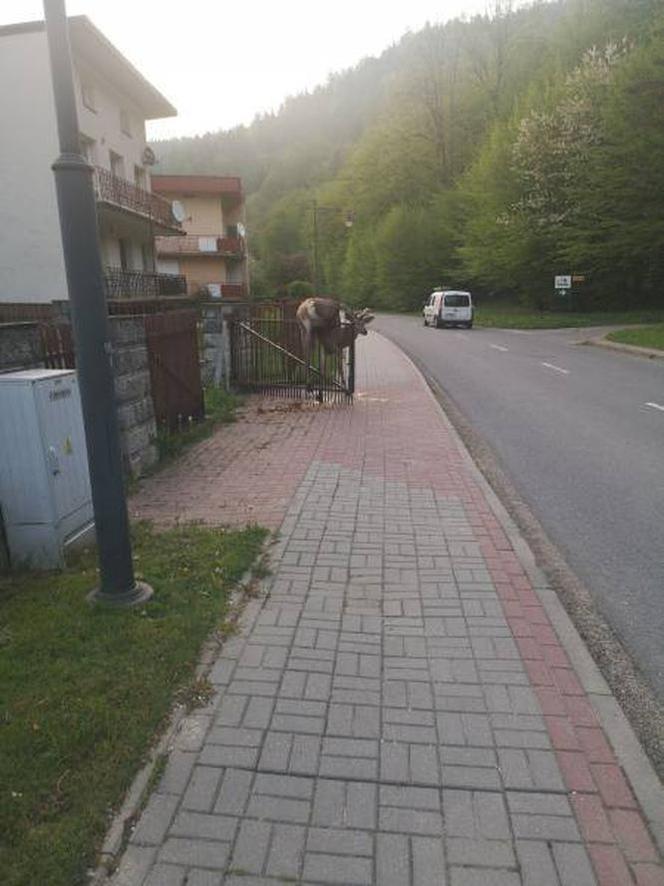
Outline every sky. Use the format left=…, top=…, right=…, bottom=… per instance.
left=2, top=1, right=523, bottom=139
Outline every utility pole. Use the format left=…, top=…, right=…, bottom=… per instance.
left=312, top=198, right=319, bottom=295
left=311, top=199, right=353, bottom=297
left=43, top=0, right=152, bottom=607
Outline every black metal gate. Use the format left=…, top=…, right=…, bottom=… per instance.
left=230, top=303, right=354, bottom=403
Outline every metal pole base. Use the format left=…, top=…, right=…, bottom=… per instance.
left=87, top=580, right=154, bottom=608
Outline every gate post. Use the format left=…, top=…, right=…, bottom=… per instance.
left=348, top=337, right=355, bottom=396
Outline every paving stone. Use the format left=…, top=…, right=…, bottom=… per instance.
left=551, top=842, right=597, bottom=886
left=230, top=820, right=271, bottom=875
left=266, top=823, right=306, bottom=879
left=376, top=833, right=411, bottom=886
left=142, top=863, right=186, bottom=886
left=450, top=870, right=522, bottom=886
left=447, top=837, right=516, bottom=868
left=307, top=827, right=373, bottom=856
left=302, top=853, right=373, bottom=885
left=169, top=811, right=237, bottom=842
left=413, top=836, right=447, bottom=885
left=182, top=766, right=224, bottom=812
left=213, top=768, right=253, bottom=816
left=131, top=794, right=179, bottom=846
left=186, top=871, right=223, bottom=886
left=111, top=846, right=157, bottom=886
left=158, top=838, right=230, bottom=869
left=515, top=841, right=561, bottom=886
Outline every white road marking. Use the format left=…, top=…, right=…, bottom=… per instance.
left=645, top=402, right=664, bottom=413
left=490, top=344, right=509, bottom=352
left=541, top=362, right=570, bottom=375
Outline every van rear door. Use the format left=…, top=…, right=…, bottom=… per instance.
left=441, top=292, right=472, bottom=323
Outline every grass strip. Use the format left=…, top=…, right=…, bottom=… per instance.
left=607, top=324, right=664, bottom=352
left=474, top=306, right=664, bottom=329
left=0, top=521, right=267, bottom=886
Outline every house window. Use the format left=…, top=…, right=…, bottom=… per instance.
left=109, top=151, right=125, bottom=179
left=120, top=109, right=132, bottom=136
left=81, top=81, right=96, bottom=112
left=79, top=134, right=96, bottom=165
left=134, top=165, right=147, bottom=190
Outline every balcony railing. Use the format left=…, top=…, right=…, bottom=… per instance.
left=103, top=267, right=188, bottom=300
left=155, top=234, right=246, bottom=257
left=220, top=282, right=247, bottom=299
left=94, top=167, right=182, bottom=231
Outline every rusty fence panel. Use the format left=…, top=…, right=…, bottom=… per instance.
left=145, top=309, right=205, bottom=432
left=230, top=311, right=354, bottom=404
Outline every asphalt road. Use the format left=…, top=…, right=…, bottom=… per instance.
left=375, top=314, right=664, bottom=701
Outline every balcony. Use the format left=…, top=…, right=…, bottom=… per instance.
left=94, top=167, right=183, bottom=233
left=103, top=267, right=187, bottom=299
left=220, top=283, right=247, bottom=300
left=155, top=234, right=246, bottom=258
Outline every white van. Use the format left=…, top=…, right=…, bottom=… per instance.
left=423, top=290, right=473, bottom=329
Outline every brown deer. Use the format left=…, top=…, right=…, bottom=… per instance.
left=295, top=298, right=374, bottom=385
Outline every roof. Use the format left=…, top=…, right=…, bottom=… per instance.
left=151, top=175, right=243, bottom=197
left=0, top=16, right=176, bottom=120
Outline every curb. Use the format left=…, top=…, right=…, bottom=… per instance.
left=89, top=539, right=275, bottom=885
left=377, top=332, right=664, bottom=857
left=579, top=336, right=664, bottom=360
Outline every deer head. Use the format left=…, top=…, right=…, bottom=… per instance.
left=296, top=298, right=374, bottom=363
left=346, top=307, right=375, bottom=337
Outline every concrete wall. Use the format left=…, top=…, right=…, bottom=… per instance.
left=109, top=317, right=159, bottom=478
left=178, top=256, right=228, bottom=294
left=0, top=323, right=45, bottom=373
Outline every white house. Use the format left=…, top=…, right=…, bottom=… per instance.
left=0, top=16, right=183, bottom=304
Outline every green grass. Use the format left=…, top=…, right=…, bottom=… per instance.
left=607, top=324, right=664, bottom=352
left=155, top=386, right=241, bottom=463
left=0, top=522, right=267, bottom=886
left=474, top=305, right=664, bottom=330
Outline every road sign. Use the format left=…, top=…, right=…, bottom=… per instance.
left=555, top=275, right=572, bottom=289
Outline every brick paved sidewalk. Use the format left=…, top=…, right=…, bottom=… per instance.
left=115, top=333, right=664, bottom=886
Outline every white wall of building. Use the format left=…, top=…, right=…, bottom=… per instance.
left=74, top=58, right=149, bottom=183
left=0, top=28, right=158, bottom=303
left=0, top=30, right=68, bottom=303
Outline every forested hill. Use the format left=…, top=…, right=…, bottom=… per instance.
left=152, top=0, right=664, bottom=310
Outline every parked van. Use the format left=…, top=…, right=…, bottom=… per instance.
left=423, top=290, right=473, bottom=329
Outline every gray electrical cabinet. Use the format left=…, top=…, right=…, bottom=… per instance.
left=0, top=369, right=94, bottom=569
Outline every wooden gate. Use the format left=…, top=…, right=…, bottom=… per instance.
left=230, top=302, right=354, bottom=403
left=145, top=309, right=204, bottom=431
left=40, top=323, right=75, bottom=369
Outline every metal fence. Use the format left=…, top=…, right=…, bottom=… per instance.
left=230, top=303, right=354, bottom=403
left=103, top=268, right=188, bottom=300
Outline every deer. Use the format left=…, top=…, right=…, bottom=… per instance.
left=295, top=297, right=374, bottom=393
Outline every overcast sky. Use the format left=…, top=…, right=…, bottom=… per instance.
left=3, top=1, right=525, bottom=139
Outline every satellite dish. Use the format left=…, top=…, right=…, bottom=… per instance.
left=171, top=200, right=186, bottom=223
left=142, top=146, right=156, bottom=166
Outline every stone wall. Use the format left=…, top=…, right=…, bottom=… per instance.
left=0, top=322, right=44, bottom=373
left=109, top=317, right=159, bottom=478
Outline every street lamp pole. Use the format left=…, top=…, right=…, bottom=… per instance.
left=312, top=198, right=319, bottom=295
left=43, top=0, right=152, bottom=607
